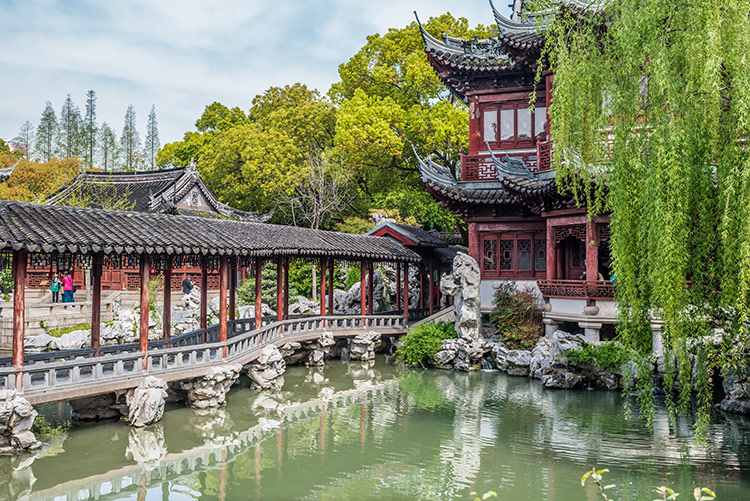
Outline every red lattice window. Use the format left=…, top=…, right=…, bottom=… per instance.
left=500, top=240, right=514, bottom=270
left=479, top=231, right=547, bottom=279
left=534, top=239, right=547, bottom=271
left=483, top=239, right=497, bottom=271
left=517, top=239, right=532, bottom=270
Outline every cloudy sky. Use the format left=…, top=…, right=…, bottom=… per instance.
left=1, top=0, right=510, bottom=145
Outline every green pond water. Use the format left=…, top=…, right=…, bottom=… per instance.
left=4, top=357, right=749, bottom=500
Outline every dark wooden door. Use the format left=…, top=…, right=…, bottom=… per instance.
left=563, top=236, right=586, bottom=280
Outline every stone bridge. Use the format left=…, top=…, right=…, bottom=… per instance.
left=0, top=312, right=422, bottom=406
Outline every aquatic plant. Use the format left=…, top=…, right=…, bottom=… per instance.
left=581, top=467, right=716, bottom=501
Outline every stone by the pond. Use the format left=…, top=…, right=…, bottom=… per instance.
left=127, top=377, right=168, bottom=427
left=0, top=390, right=41, bottom=453
left=549, top=330, right=585, bottom=359
left=247, top=346, right=286, bottom=391
left=50, top=330, right=90, bottom=351
left=180, top=364, right=242, bottom=409
left=505, top=350, right=532, bottom=377
left=349, top=331, right=381, bottom=361
left=542, top=369, right=584, bottom=389
left=720, top=361, right=750, bottom=415
left=24, top=333, right=54, bottom=352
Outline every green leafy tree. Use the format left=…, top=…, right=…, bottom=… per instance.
left=98, top=122, right=118, bottom=171
left=536, top=0, right=750, bottom=434
left=36, top=101, right=58, bottom=162
left=144, top=105, right=160, bottom=170
left=195, top=101, right=248, bottom=132
left=58, top=94, right=82, bottom=158
left=120, top=105, right=142, bottom=170
left=83, top=90, right=98, bottom=168
left=17, top=121, right=34, bottom=159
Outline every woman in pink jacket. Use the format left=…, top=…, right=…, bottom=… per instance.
left=62, top=271, right=74, bottom=304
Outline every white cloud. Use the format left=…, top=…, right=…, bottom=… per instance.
left=0, top=0, right=506, bottom=144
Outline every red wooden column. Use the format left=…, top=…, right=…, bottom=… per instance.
left=403, top=262, right=409, bottom=323
left=219, top=255, right=228, bottom=357
left=139, top=254, right=151, bottom=371
left=276, top=258, right=284, bottom=322
left=467, top=223, right=479, bottom=265
left=200, top=264, right=208, bottom=340
left=12, top=249, right=27, bottom=389
left=327, top=259, right=334, bottom=316
left=546, top=222, right=556, bottom=280
left=428, top=259, right=435, bottom=316
left=229, top=261, right=236, bottom=332
left=255, top=259, right=263, bottom=329
left=91, top=253, right=103, bottom=357
left=360, top=261, right=366, bottom=316
left=319, top=258, right=327, bottom=317
left=283, top=258, right=289, bottom=320
left=585, top=218, right=599, bottom=284
left=395, top=263, right=401, bottom=311
left=367, top=262, right=374, bottom=315
left=163, top=266, right=172, bottom=347
left=555, top=246, right=564, bottom=280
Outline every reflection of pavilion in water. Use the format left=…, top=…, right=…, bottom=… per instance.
left=9, top=370, right=748, bottom=500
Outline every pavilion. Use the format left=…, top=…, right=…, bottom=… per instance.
left=0, top=200, right=421, bottom=387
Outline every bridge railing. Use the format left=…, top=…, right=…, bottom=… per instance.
left=0, top=314, right=408, bottom=396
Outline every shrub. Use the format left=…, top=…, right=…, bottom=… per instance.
left=0, top=268, right=12, bottom=294
left=566, top=342, right=630, bottom=372
left=489, top=282, right=543, bottom=350
left=48, top=322, right=91, bottom=338
left=396, top=320, right=456, bottom=367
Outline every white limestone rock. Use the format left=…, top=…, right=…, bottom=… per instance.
left=24, top=334, right=54, bottom=352
left=288, top=296, right=319, bottom=315
left=247, top=346, right=286, bottom=391
left=127, top=376, right=168, bottom=427
left=349, top=331, right=381, bottom=361
left=70, top=393, right=120, bottom=421
left=441, top=252, right=481, bottom=343
left=180, top=364, right=242, bottom=409
left=505, top=350, right=532, bottom=376
left=50, top=330, right=90, bottom=351
left=549, top=330, right=586, bottom=359
left=0, top=390, right=41, bottom=453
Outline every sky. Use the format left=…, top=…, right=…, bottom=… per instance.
left=0, top=0, right=510, bottom=146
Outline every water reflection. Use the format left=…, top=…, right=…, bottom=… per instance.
left=1, top=359, right=748, bottom=500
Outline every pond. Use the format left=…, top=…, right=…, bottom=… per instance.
left=3, top=357, right=749, bottom=500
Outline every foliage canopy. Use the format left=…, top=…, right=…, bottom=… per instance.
left=535, top=0, right=750, bottom=434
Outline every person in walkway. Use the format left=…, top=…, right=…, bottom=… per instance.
left=50, top=273, right=61, bottom=303
left=62, top=270, right=74, bottom=306
left=182, top=274, right=193, bottom=295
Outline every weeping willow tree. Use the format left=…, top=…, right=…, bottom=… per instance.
left=531, top=0, right=750, bottom=435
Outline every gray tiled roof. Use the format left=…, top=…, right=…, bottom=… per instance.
left=0, top=201, right=420, bottom=262
left=46, top=165, right=271, bottom=222
left=368, top=222, right=447, bottom=248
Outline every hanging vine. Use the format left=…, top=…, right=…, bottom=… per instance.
left=529, top=0, right=750, bottom=437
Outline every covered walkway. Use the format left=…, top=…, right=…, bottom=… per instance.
left=0, top=201, right=422, bottom=392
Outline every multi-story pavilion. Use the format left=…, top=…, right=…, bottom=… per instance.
left=415, top=1, right=619, bottom=341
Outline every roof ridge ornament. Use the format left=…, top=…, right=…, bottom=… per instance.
left=485, top=141, right=533, bottom=179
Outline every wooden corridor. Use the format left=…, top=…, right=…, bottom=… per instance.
left=0, top=312, right=421, bottom=405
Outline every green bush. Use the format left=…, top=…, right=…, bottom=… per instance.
left=396, top=320, right=456, bottom=367
left=48, top=322, right=91, bottom=338
left=489, top=282, right=543, bottom=350
left=0, top=268, right=12, bottom=294
left=566, top=342, right=630, bottom=371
